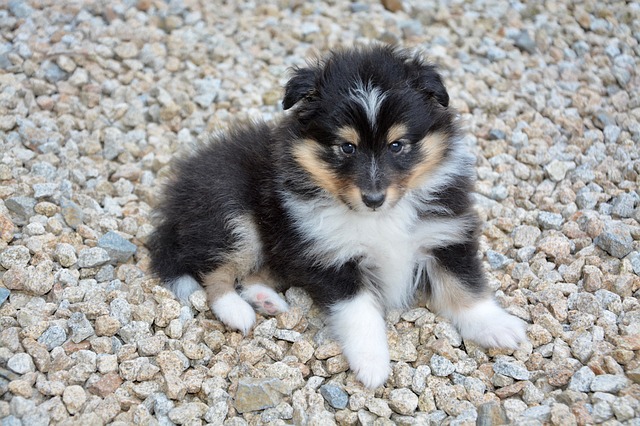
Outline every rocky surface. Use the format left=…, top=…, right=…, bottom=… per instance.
left=0, top=0, right=639, bottom=424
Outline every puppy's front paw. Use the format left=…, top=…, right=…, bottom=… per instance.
left=455, top=299, right=527, bottom=350
left=211, top=292, right=256, bottom=335
left=240, top=284, right=289, bottom=316
left=330, top=291, right=390, bottom=388
left=346, top=345, right=391, bottom=389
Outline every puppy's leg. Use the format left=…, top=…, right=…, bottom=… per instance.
left=328, top=290, right=390, bottom=389
left=239, top=270, right=289, bottom=316
left=425, top=244, right=527, bottom=349
left=203, top=264, right=256, bottom=335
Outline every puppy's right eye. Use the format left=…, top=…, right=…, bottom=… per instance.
left=340, top=143, right=356, bottom=155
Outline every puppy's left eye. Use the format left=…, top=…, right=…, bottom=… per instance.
left=389, top=141, right=404, bottom=153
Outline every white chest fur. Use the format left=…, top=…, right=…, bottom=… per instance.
left=284, top=192, right=476, bottom=309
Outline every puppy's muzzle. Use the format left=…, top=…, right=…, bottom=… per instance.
left=361, top=191, right=386, bottom=210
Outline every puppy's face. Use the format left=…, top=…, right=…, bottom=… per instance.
left=283, top=46, right=456, bottom=212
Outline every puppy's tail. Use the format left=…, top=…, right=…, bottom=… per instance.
left=147, top=222, right=202, bottom=303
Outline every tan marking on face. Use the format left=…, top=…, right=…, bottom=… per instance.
left=337, top=126, right=360, bottom=146
left=385, top=185, right=403, bottom=207
left=292, top=139, right=342, bottom=196
left=386, top=123, right=408, bottom=144
left=404, top=132, right=449, bottom=190
left=341, top=184, right=363, bottom=209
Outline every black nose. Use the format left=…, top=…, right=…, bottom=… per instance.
left=361, top=191, right=385, bottom=209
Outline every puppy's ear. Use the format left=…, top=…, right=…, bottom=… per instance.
left=283, top=67, right=317, bottom=110
left=412, top=62, right=449, bottom=108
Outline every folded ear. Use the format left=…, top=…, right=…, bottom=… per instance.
left=411, top=61, right=449, bottom=108
left=283, top=67, right=317, bottom=110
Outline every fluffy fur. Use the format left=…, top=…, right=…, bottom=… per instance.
left=148, top=45, right=527, bottom=388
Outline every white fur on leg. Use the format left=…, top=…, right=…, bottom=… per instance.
left=239, top=284, right=289, bottom=316
left=451, top=298, right=527, bottom=349
left=329, top=291, right=390, bottom=388
left=167, top=275, right=202, bottom=304
left=211, top=292, right=256, bottom=335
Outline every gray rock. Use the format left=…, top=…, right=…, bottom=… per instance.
left=119, top=321, right=151, bottom=344
left=568, top=366, right=596, bottom=392
left=592, top=400, right=614, bottom=423
left=60, top=198, right=84, bottom=230
left=493, top=359, right=530, bottom=381
left=5, top=196, right=36, bottom=222
left=43, top=60, right=68, bottom=83
left=151, top=393, right=174, bottom=416
left=603, top=125, right=621, bottom=143
left=488, top=129, right=506, bottom=140
left=611, top=397, right=635, bottom=421
left=567, top=293, right=601, bottom=316
left=430, top=354, right=455, bottom=377
left=513, top=30, right=536, bottom=54
left=521, top=405, right=551, bottom=422
left=77, top=247, right=110, bottom=268
left=9, top=0, right=33, bottom=18
left=319, top=384, right=348, bottom=409
left=350, top=2, right=370, bottom=12
left=7, top=352, right=35, bottom=374
left=388, top=388, right=419, bottom=415
left=55, top=243, right=77, bottom=267
left=0, top=245, right=31, bottom=269
left=595, top=222, right=633, bottom=258
left=545, top=160, right=575, bottom=182
left=512, top=225, right=541, bottom=248
left=97, top=231, right=137, bottom=264
left=576, top=190, right=598, bottom=210
left=611, top=193, right=636, bottom=218
left=95, top=264, right=116, bottom=282
left=168, top=402, right=208, bottom=424
left=537, top=211, right=564, bottom=230
left=486, top=46, right=506, bottom=61
left=273, top=328, right=301, bottom=342
left=68, top=312, right=94, bottom=343
left=490, top=185, right=509, bottom=201
left=1, top=415, right=22, bottom=426
left=590, top=374, right=628, bottom=393
left=33, top=183, right=58, bottom=199
left=630, top=252, right=640, bottom=275
left=0, top=287, right=9, bottom=306
left=193, top=77, right=221, bottom=108
left=234, top=377, right=289, bottom=413
left=477, top=401, right=508, bottom=426
left=486, top=250, right=511, bottom=269
left=38, top=325, right=67, bottom=350
left=511, top=131, right=528, bottom=147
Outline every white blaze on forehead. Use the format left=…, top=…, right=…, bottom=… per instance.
left=350, top=80, right=386, bottom=126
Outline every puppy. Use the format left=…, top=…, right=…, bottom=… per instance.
left=148, top=45, right=527, bottom=388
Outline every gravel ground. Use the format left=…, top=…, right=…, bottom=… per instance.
left=1, top=0, right=639, bottom=425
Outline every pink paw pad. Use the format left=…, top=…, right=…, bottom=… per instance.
left=240, top=285, right=289, bottom=316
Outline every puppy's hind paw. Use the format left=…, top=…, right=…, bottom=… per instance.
left=240, top=284, right=289, bottom=316
left=211, top=292, right=256, bottom=335
left=455, top=299, right=527, bottom=350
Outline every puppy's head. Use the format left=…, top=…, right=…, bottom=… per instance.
left=283, top=45, right=458, bottom=212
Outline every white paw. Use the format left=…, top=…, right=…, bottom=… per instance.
left=240, top=284, right=289, bottom=316
left=453, top=299, right=527, bottom=349
left=211, top=292, right=256, bottom=335
left=347, top=344, right=391, bottom=389
left=329, top=291, right=390, bottom=388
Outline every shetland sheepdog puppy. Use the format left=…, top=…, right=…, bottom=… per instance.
left=148, top=45, right=527, bottom=388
